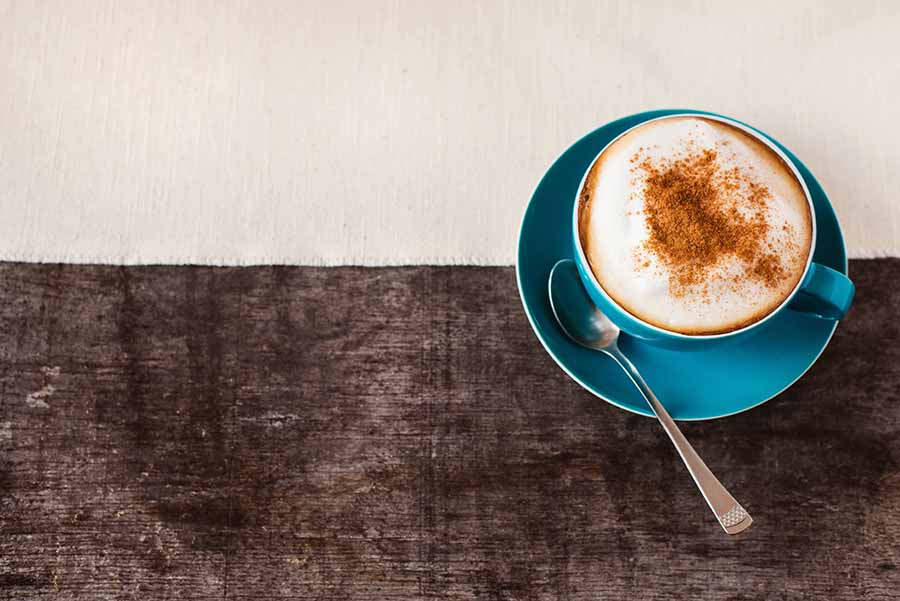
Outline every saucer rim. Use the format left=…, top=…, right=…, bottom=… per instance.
left=515, top=109, right=845, bottom=421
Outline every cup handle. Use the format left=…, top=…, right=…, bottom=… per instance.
left=788, top=262, right=855, bottom=319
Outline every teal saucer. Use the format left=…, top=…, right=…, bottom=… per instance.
left=516, top=109, right=848, bottom=420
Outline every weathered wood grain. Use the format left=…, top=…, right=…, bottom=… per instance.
left=0, top=261, right=898, bottom=600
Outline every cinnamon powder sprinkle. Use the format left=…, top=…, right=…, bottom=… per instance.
left=635, top=147, right=787, bottom=297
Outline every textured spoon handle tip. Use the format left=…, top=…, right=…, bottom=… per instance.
left=719, top=504, right=752, bottom=535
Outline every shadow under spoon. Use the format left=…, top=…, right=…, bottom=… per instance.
left=548, top=259, right=753, bottom=535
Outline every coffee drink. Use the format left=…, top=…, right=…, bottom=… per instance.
left=578, top=116, right=813, bottom=335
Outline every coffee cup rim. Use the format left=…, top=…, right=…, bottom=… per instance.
left=572, top=112, right=818, bottom=340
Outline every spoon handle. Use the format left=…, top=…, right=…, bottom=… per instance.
left=608, top=345, right=753, bottom=535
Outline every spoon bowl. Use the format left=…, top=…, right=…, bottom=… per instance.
left=549, top=259, right=621, bottom=351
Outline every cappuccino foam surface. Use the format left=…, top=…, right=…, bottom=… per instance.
left=579, top=116, right=812, bottom=335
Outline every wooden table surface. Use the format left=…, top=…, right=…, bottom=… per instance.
left=1, top=261, right=898, bottom=600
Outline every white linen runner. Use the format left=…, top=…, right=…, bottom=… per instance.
left=1, top=1, right=898, bottom=265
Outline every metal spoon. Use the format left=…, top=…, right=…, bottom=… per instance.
left=549, top=259, right=752, bottom=535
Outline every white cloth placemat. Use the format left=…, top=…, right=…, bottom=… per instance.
left=1, top=1, right=897, bottom=265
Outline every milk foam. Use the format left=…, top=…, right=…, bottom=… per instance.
left=579, top=116, right=812, bottom=335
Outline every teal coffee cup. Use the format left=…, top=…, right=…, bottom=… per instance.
left=569, top=113, right=855, bottom=350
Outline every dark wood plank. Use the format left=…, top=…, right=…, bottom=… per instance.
left=0, top=261, right=898, bottom=600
